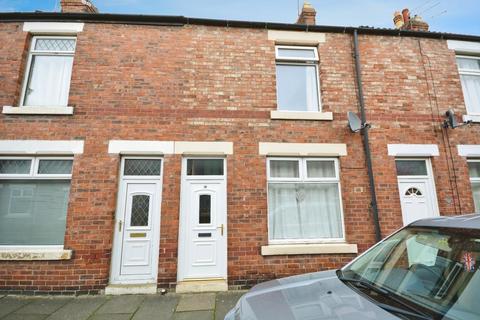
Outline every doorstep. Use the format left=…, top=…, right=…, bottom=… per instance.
left=176, top=279, right=228, bottom=293
left=105, top=283, right=157, bottom=295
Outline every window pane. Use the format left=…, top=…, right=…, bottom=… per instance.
left=469, top=162, right=480, bottom=178
left=307, top=160, right=336, bottom=178
left=472, top=182, right=480, bottom=212
left=35, top=38, right=76, bottom=52
left=38, top=160, right=73, bottom=175
left=457, top=57, right=480, bottom=71
left=268, top=183, right=343, bottom=240
left=270, top=160, right=299, bottom=178
left=199, top=194, right=211, bottom=224
left=460, top=74, right=480, bottom=114
left=130, top=195, right=149, bottom=227
left=395, top=160, right=428, bottom=176
left=277, top=48, right=316, bottom=59
left=124, top=159, right=161, bottom=176
left=0, top=159, right=31, bottom=174
left=0, top=180, right=70, bottom=245
left=187, top=159, right=223, bottom=175
left=24, top=55, right=74, bottom=107
left=276, top=64, right=319, bottom=111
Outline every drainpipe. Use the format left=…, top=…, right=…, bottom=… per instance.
left=352, top=29, right=382, bottom=242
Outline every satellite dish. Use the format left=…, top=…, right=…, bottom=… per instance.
left=347, top=111, right=363, bottom=132
left=445, top=109, right=458, bottom=129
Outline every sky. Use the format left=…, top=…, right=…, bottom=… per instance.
left=1, top=0, right=479, bottom=35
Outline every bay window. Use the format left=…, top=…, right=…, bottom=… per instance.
left=457, top=56, right=480, bottom=115
left=267, top=158, right=344, bottom=243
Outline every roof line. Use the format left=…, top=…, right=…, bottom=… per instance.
left=1, top=12, right=479, bottom=42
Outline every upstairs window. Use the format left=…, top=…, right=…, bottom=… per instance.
left=21, top=36, right=76, bottom=107
left=457, top=56, right=480, bottom=115
left=468, top=160, right=480, bottom=212
left=275, top=46, right=321, bottom=112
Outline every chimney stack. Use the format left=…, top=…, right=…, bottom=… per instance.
left=60, top=0, right=98, bottom=13
left=296, top=1, right=316, bottom=25
left=393, top=8, right=429, bottom=32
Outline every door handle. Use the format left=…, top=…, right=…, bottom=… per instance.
left=217, top=224, right=224, bottom=236
left=118, top=220, right=123, bottom=232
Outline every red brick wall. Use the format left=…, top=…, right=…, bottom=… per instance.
left=0, top=21, right=477, bottom=293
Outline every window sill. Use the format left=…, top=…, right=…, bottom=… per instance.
left=261, top=243, right=358, bottom=256
left=463, top=114, right=480, bottom=123
left=270, top=111, right=333, bottom=121
left=0, top=248, right=72, bottom=260
left=2, top=106, right=74, bottom=115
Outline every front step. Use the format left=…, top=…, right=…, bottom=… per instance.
left=105, top=283, right=157, bottom=295
left=176, top=279, right=228, bottom=293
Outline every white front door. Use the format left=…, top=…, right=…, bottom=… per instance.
left=395, top=159, right=439, bottom=225
left=110, top=158, right=163, bottom=284
left=178, top=158, right=227, bottom=281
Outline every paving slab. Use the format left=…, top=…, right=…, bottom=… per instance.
left=132, top=294, right=179, bottom=320
left=45, top=296, right=109, bottom=320
left=173, top=310, right=213, bottom=320
left=95, top=295, right=144, bottom=314
left=88, top=314, right=132, bottom=320
left=176, top=293, right=215, bottom=312
left=14, top=297, right=72, bottom=315
left=215, top=292, right=245, bottom=320
left=2, top=314, right=48, bottom=320
left=0, top=297, right=32, bottom=318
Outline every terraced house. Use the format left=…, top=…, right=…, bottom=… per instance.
left=0, top=0, right=479, bottom=294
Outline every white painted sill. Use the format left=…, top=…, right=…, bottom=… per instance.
left=261, top=243, right=358, bottom=256
left=0, top=248, right=72, bottom=261
left=270, top=110, right=333, bottom=121
left=2, top=106, right=74, bottom=115
left=463, top=114, right=480, bottom=123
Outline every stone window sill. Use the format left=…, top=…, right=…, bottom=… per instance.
left=0, top=248, right=72, bottom=260
left=2, top=106, right=74, bottom=115
left=261, top=243, right=358, bottom=256
left=270, top=110, right=333, bottom=121
left=463, top=114, right=480, bottom=123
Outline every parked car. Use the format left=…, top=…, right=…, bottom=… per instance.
left=225, top=214, right=480, bottom=319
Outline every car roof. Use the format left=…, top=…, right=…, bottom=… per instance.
left=410, top=213, right=480, bottom=230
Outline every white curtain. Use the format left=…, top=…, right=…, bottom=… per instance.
left=460, top=74, right=480, bottom=114
left=304, top=65, right=319, bottom=112
left=276, top=64, right=319, bottom=111
left=24, top=55, right=73, bottom=107
left=472, top=182, right=480, bottom=213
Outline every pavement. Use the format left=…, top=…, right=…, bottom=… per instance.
left=0, top=291, right=245, bottom=320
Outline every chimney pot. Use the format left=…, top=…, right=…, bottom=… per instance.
left=60, top=0, right=98, bottom=13
left=296, top=1, right=316, bottom=25
left=401, top=8, right=410, bottom=26
left=393, top=11, right=404, bottom=29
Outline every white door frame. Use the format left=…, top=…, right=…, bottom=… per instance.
left=396, top=158, right=440, bottom=224
left=109, top=156, right=163, bottom=285
left=177, top=157, right=227, bottom=282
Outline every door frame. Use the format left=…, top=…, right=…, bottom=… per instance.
left=177, top=156, right=227, bottom=282
left=109, top=156, right=164, bottom=285
left=396, top=157, right=440, bottom=224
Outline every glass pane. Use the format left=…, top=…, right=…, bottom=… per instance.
left=0, top=159, right=31, bottom=174
left=35, top=38, right=76, bottom=52
left=124, top=159, right=161, bottom=176
left=277, top=48, right=316, bottom=59
left=130, top=195, right=149, bottom=227
left=187, top=159, right=224, bottom=175
left=0, top=180, right=70, bottom=245
left=269, top=160, right=299, bottom=178
left=268, top=182, right=343, bottom=240
left=38, top=160, right=73, bottom=175
left=460, top=74, right=480, bottom=114
left=395, top=160, right=428, bottom=176
left=306, top=160, right=336, bottom=178
left=276, top=64, right=319, bottom=111
left=199, top=194, right=211, bottom=224
left=469, top=162, right=480, bottom=178
left=24, top=55, right=74, bottom=107
left=457, top=57, right=480, bottom=70
left=472, top=182, right=480, bottom=212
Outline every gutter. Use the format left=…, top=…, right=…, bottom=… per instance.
left=352, top=29, right=382, bottom=243
left=0, top=12, right=479, bottom=42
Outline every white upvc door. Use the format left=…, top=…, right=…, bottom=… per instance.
left=395, top=158, right=440, bottom=225
left=110, top=158, right=163, bottom=285
left=178, top=158, right=227, bottom=281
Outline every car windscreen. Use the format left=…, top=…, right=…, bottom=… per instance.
left=341, top=226, right=480, bottom=319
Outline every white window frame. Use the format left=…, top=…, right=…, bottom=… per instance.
left=266, top=157, right=345, bottom=244
left=121, top=156, right=164, bottom=180
left=19, top=36, right=77, bottom=108
left=275, top=45, right=322, bottom=112
left=394, top=158, right=430, bottom=178
left=457, top=55, right=480, bottom=116
left=184, top=157, right=226, bottom=180
left=0, top=156, right=73, bottom=250
left=468, top=159, right=480, bottom=211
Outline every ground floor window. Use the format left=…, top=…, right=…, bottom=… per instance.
left=267, top=158, right=344, bottom=243
left=468, top=160, right=480, bottom=212
left=0, top=157, right=73, bottom=246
